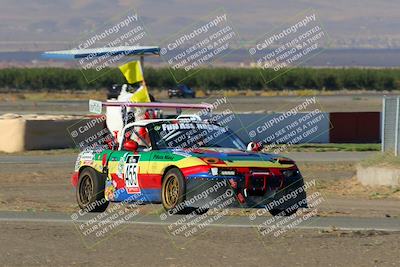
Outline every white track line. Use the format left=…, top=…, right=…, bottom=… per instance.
left=0, top=214, right=399, bottom=232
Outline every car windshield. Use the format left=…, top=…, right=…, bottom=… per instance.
left=150, top=121, right=246, bottom=150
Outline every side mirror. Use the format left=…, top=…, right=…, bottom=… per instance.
left=123, top=140, right=138, bottom=151
left=247, top=142, right=262, bottom=152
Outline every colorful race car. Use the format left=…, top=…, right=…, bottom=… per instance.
left=72, top=112, right=308, bottom=216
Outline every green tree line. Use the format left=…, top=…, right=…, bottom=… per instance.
left=0, top=67, right=398, bottom=91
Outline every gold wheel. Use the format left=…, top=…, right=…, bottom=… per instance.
left=162, top=173, right=180, bottom=208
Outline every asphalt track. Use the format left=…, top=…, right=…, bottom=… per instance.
left=0, top=211, right=399, bottom=232
left=0, top=94, right=386, bottom=114
left=0, top=151, right=374, bottom=165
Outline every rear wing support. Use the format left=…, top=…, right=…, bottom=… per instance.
left=89, top=99, right=214, bottom=127
left=89, top=100, right=213, bottom=114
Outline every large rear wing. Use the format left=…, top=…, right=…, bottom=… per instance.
left=42, top=46, right=160, bottom=59
left=89, top=99, right=213, bottom=114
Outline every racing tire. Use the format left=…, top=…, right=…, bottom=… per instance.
left=269, top=208, right=298, bottom=217
left=161, top=168, right=186, bottom=213
left=76, top=168, right=109, bottom=212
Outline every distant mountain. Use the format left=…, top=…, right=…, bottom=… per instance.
left=1, top=49, right=400, bottom=68
left=0, top=0, right=399, bottom=51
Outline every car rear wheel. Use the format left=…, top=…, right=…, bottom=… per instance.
left=76, top=168, right=109, bottom=212
left=161, top=168, right=186, bottom=212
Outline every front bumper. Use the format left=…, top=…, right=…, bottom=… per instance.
left=184, top=171, right=307, bottom=210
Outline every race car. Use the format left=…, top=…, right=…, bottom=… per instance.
left=72, top=106, right=307, bottom=216
left=168, top=84, right=196, bottom=98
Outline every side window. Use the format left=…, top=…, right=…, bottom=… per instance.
left=124, top=126, right=152, bottom=151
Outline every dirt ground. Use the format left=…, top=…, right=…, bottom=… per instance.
left=0, top=92, right=388, bottom=115
left=0, top=152, right=399, bottom=218
left=0, top=221, right=398, bottom=266
left=0, top=151, right=399, bottom=266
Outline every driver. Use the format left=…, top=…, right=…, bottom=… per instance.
left=136, top=126, right=151, bottom=147
left=124, top=127, right=151, bottom=150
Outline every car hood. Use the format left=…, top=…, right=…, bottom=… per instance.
left=166, top=147, right=294, bottom=166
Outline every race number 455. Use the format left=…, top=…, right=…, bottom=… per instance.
left=124, top=155, right=140, bottom=194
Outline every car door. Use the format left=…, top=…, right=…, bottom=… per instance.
left=121, top=126, right=153, bottom=195
left=106, top=126, right=152, bottom=200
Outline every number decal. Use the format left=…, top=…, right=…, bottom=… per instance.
left=124, top=155, right=140, bottom=194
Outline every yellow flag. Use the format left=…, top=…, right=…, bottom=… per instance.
left=119, top=61, right=143, bottom=84
left=130, top=85, right=151, bottom=103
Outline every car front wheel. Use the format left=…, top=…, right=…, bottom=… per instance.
left=161, top=168, right=186, bottom=212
